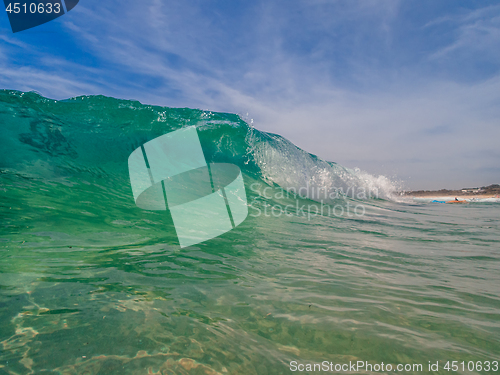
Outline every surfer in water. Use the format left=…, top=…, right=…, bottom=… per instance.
left=455, top=197, right=459, bottom=201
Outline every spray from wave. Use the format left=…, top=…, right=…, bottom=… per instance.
left=245, top=126, right=403, bottom=202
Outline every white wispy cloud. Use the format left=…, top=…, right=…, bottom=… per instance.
left=427, top=4, right=500, bottom=62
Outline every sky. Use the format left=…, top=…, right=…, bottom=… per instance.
left=1, top=0, right=499, bottom=190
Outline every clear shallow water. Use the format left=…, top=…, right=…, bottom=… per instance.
left=1, top=91, right=499, bottom=374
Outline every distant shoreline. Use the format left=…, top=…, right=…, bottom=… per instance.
left=403, top=184, right=500, bottom=198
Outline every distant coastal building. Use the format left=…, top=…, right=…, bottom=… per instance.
left=461, top=188, right=484, bottom=194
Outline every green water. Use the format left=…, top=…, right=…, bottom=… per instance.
left=1, top=91, right=499, bottom=374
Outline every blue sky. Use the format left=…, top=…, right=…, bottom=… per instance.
left=1, top=0, right=499, bottom=189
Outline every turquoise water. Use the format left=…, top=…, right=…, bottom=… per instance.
left=1, top=91, right=499, bottom=374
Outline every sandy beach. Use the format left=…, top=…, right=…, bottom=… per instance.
left=403, top=184, right=500, bottom=201
left=410, top=194, right=499, bottom=200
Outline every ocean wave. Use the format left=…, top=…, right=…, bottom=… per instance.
left=0, top=90, right=401, bottom=203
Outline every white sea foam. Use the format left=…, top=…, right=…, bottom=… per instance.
left=247, top=128, right=404, bottom=202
